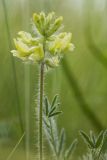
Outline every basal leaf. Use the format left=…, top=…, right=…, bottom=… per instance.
left=90, top=131, right=96, bottom=147
left=64, top=139, right=78, bottom=160
left=58, top=128, right=66, bottom=157
left=80, top=131, right=94, bottom=148
left=95, top=131, right=104, bottom=148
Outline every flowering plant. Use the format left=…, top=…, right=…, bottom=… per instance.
left=11, top=12, right=74, bottom=67
left=11, top=12, right=75, bottom=160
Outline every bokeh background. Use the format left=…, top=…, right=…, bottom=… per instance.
left=0, top=0, right=107, bottom=159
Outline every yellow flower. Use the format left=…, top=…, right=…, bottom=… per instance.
left=11, top=50, right=28, bottom=61
left=49, top=32, right=74, bottom=54
left=11, top=12, right=74, bottom=67
left=11, top=31, right=44, bottom=62
left=29, top=44, right=44, bottom=62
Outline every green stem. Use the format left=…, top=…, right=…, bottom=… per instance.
left=39, top=62, right=44, bottom=160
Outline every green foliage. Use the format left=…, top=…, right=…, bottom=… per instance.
left=44, top=95, right=77, bottom=160
left=80, top=130, right=107, bottom=160
left=80, top=153, right=107, bottom=160
left=44, top=95, right=62, bottom=118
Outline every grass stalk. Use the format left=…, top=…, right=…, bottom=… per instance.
left=20, top=0, right=30, bottom=159
left=6, top=132, right=25, bottom=160
left=2, top=0, right=24, bottom=133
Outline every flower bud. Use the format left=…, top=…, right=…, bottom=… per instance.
left=45, top=56, right=60, bottom=68
left=46, top=12, right=55, bottom=25
left=33, top=13, right=42, bottom=34
left=40, top=12, right=46, bottom=24
left=54, top=17, right=63, bottom=29
left=33, top=13, right=40, bottom=23
left=47, top=16, right=63, bottom=36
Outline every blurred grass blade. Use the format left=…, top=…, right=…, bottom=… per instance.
left=85, top=22, right=107, bottom=69
left=62, top=59, right=104, bottom=131
left=6, top=132, right=25, bottom=160
left=84, top=0, right=107, bottom=70
left=2, top=0, right=24, bottom=133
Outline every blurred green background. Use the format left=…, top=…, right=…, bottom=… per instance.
left=1, top=0, right=107, bottom=159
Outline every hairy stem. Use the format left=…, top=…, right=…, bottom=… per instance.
left=39, top=62, right=44, bottom=160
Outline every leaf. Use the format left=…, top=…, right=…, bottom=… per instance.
left=64, top=139, right=78, bottom=160
left=48, top=111, right=62, bottom=118
left=90, top=130, right=96, bottom=147
left=44, top=96, right=49, bottom=116
left=58, top=128, right=66, bottom=157
left=99, top=130, right=107, bottom=153
left=49, top=106, right=56, bottom=115
left=53, top=103, right=60, bottom=108
left=43, top=118, right=50, bottom=128
left=80, top=131, right=94, bottom=148
left=51, top=94, right=58, bottom=108
left=95, top=131, right=104, bottom=148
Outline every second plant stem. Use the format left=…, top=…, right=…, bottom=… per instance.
left=39, top=62, right=44, bottom=160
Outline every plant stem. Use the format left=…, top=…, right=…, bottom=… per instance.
left=39, top=62, right=44, bottom=160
